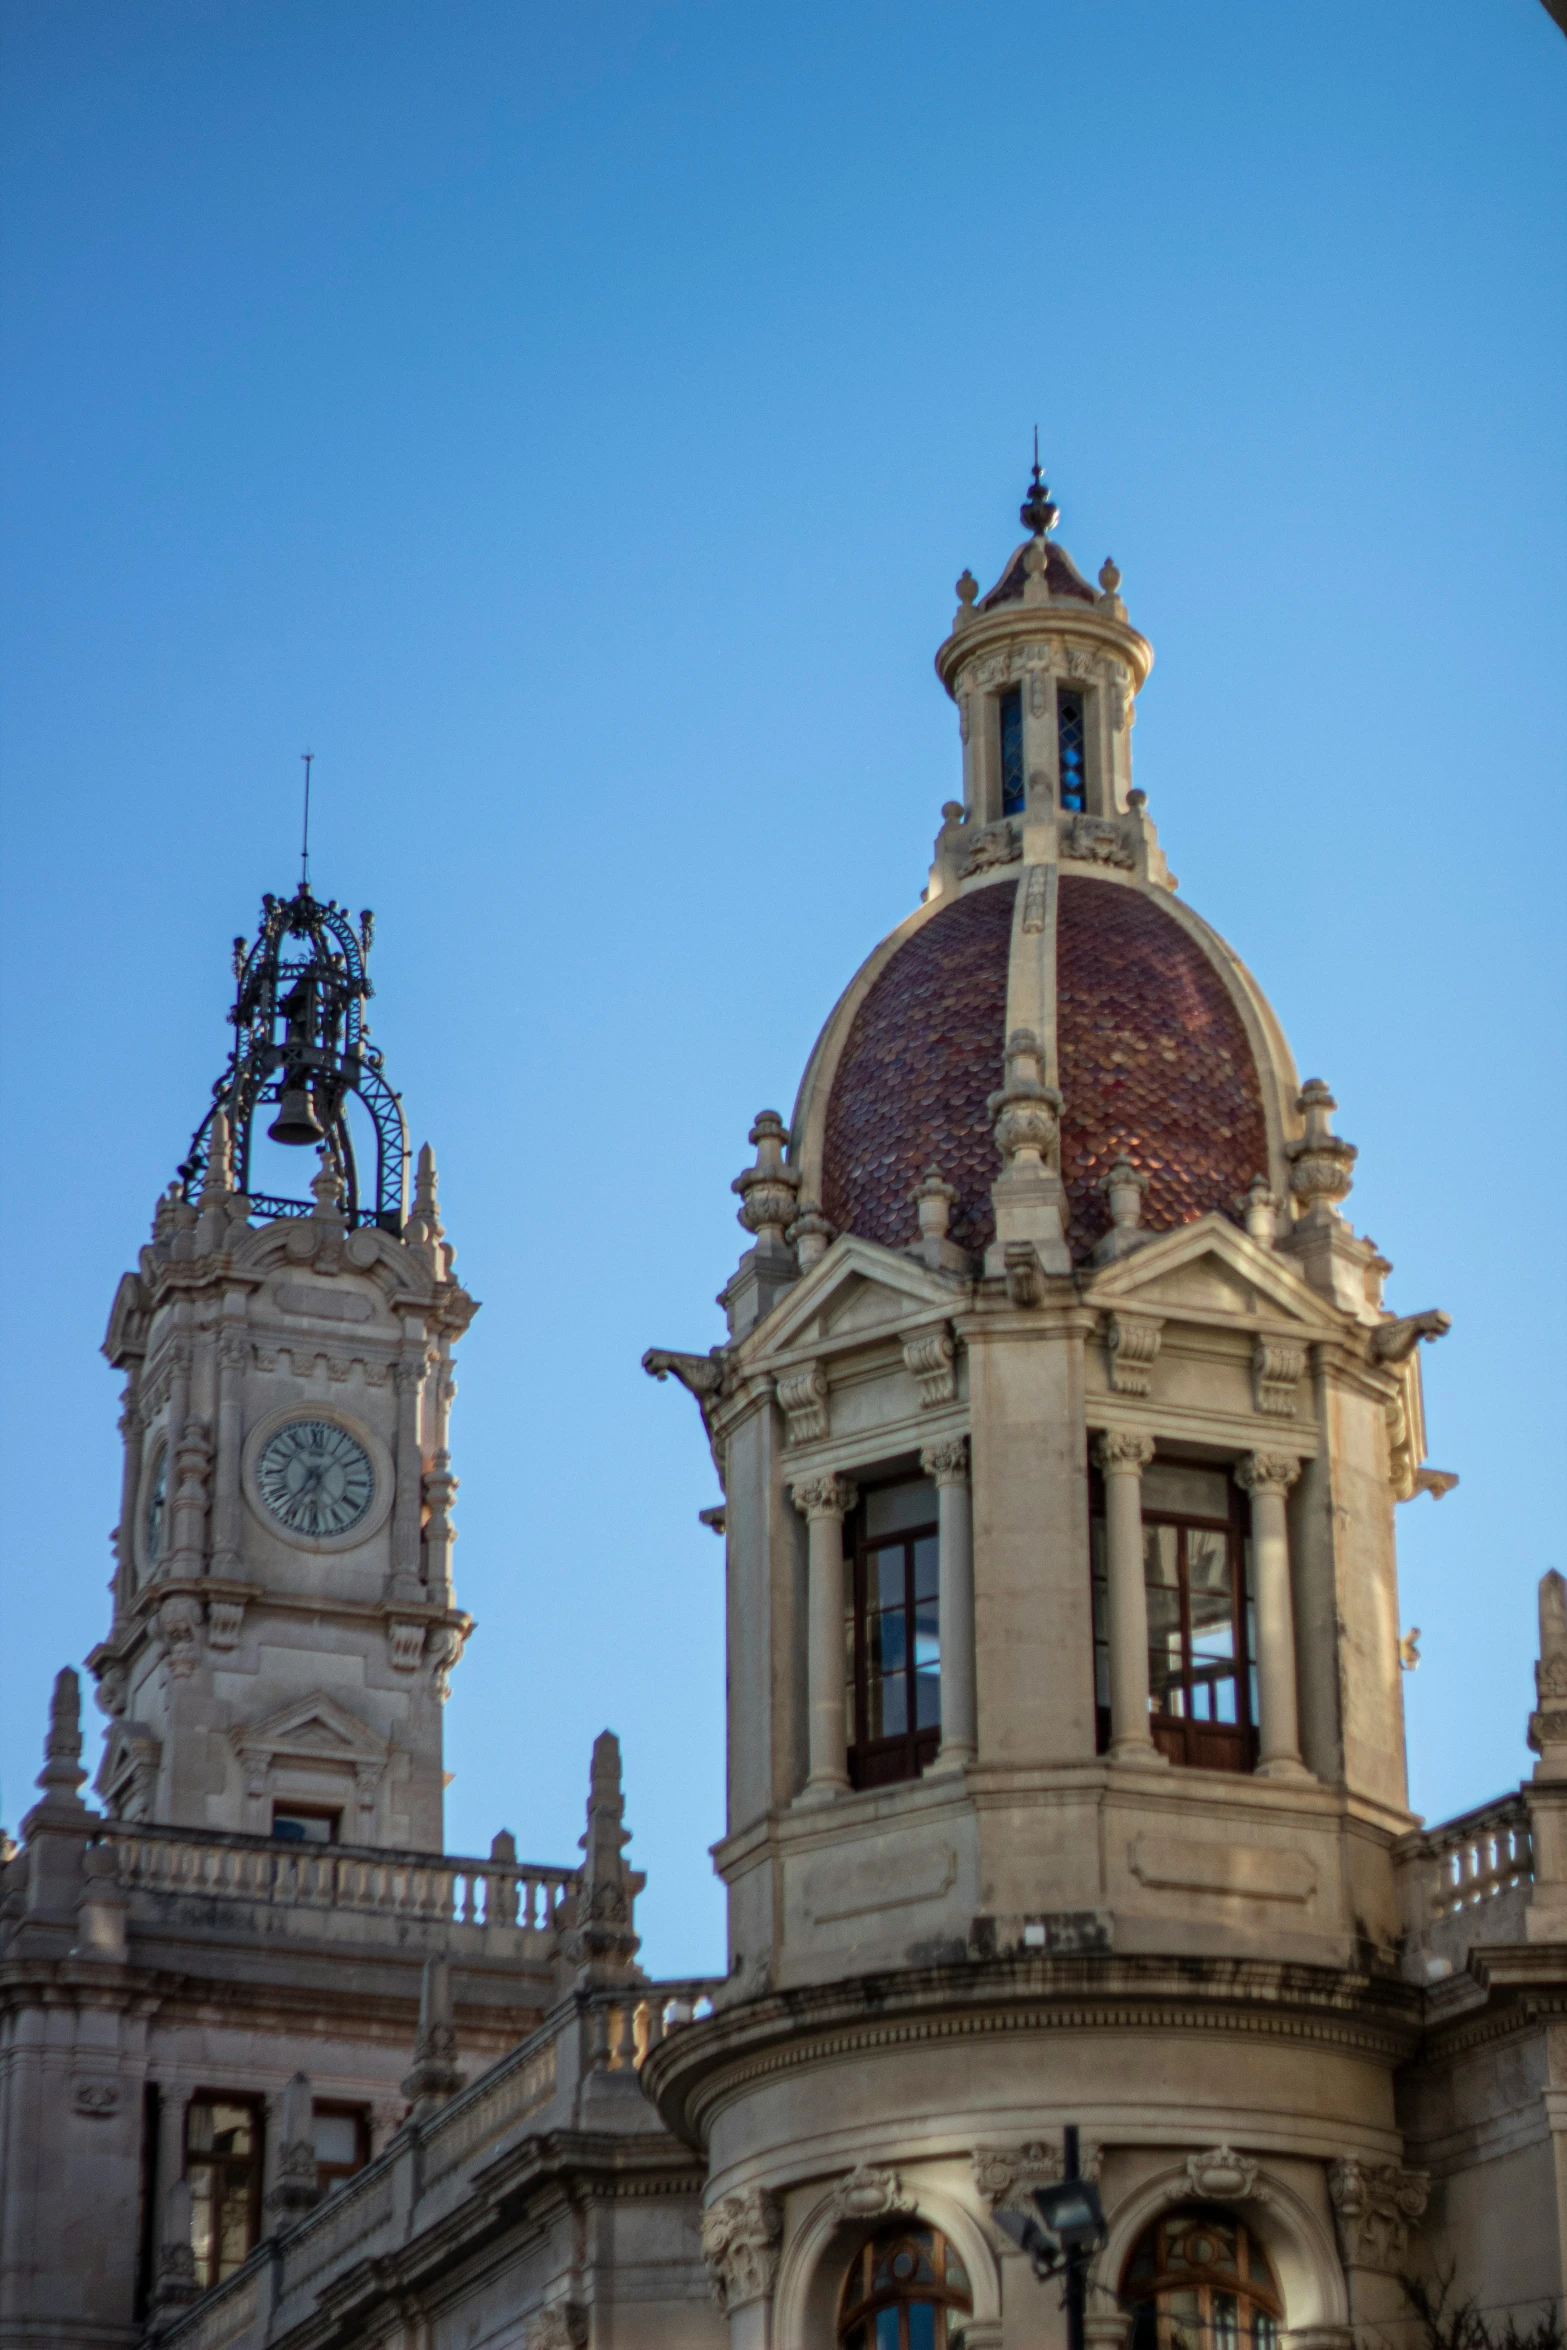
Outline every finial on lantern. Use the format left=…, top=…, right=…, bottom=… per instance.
left=1020, top=432, right=1059, bottom=537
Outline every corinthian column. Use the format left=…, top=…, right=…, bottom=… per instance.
left=921, top=1439, right=976, bottom=1769
left=1093, top=1432, right=1164, bottom=1767
left=791, top=1474, right=857, bottom=1803
left=1236, top=1451, right=1308, bottom=1778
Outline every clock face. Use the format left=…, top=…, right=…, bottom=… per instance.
left=257, top=1419, right=375, bottom=1540
left=143, top=1445, right=168, bottom=1569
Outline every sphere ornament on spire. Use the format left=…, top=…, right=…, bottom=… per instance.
left=178, top=883, right=409, bottom=1233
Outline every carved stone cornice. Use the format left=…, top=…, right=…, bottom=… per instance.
left=1251, top=1340, right=1305, bottom=1419
left=700, top=2183, right=782, bottom=2313
left=1104, top=1312, right=1162, bottom=1397
left=902, top=1325, right=957, bottom=1408
left=775, top=1361, right=829, bottom=1446
left=1327, top=2157, right=1429, bottom=2270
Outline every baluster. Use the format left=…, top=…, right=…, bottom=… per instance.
left=642, top=1998, right=666, bottom=2056
left=615, top=2002, right=638, bottom=2071
left=588, top=2002, right=612, bottom=2073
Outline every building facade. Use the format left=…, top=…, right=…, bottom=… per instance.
left=2, top=472, right=1562, bottom=2350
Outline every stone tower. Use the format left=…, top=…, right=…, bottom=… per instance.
left=88, top=882, right=477, bottom=1850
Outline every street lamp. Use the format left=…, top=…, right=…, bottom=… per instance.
left=993, top=2126, right=1107, bottom=2350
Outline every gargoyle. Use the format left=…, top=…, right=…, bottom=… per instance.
left=641, top=1348, right=729, bottom=1487
left=1369, top=1310, right=1451, bottom=1365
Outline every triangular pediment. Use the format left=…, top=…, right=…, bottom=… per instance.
left=1085, top=1214, right=1342, bottom=1333
left=95, top=1718, right=162, bottom=1799
left=741, top=1234, right=966, bottom=1365
left=231, top=1689, right=389, bottom=1768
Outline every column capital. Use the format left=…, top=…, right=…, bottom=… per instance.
left=1236, top=1449, right=1301, bottom=1496
left=791, top=1472, right=857, bottom=1521
left=1093, top=1429, right=1155, bottom=1475
left=919, top=1436, right=970, bottom=1487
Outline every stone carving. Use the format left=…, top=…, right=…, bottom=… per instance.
left=70, top=2074, right=123, bottom=2119
left=700, top=2185, right=783, bottom=2313
left=521, top=2307, right=589, bottom=2350
left=788, top=1200, right=835, bottom=1273
left=1027, top=665, right=1048, bottom=718
left=972, top=2140, right=1062, bottom=2210
left=1234, top=1451, right=1301, bottom=1498
left=1287, top=1080, right=1357, bottom=1219
left=1251, top=1340, right=1305, bottom=1420
left=1094, top=1430, right=1156, bottom=1476
left=1003, top=1241, right=1043, bottom=1308
left=1104, top=661, right=1134, bottom=732
left=93, top=1663, right=128, bottom=1719
left=776, top=1362, right=829, bottom=1446
left=1022, top=864, right=1049, bottom=932
left=732, top=1109, right=801, bottom=1245
left=903, top=1327, right=957, bottom=1410
left=206, top=1599, right=245, bottom=1651
left=790, top=1472, right=857, bottom=1521
left=156, top=1593, right=204, bottom=1679
left=1235, top=1175, right=1279, bottom=1244
left=1186, top=2145, right=1266, bottom=2203
left=989, top=1030, right=1061, bottom=1171
left=1060, top=815, right=1133, bottom=869
left=1327, top=2158, right=1429, bottom=2269
left=1105, top=1313, right=1163, bottom=1398
left=825, top=2164, right=915, bottom=2223
left=641, top=1347, right=729, bottom=1486
left=1529, top=1570, right=1567, bottom=1756
left=1369, top=1310, right=1451, bottom=1365
left=958, top=821, right=1022, bottom=877
left=920, top=1437, right=969, bottom=1487
left=387, top=1620, right=427, bottom=1672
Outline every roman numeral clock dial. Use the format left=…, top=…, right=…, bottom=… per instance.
left=256, top=1419, right=374, bottom=1540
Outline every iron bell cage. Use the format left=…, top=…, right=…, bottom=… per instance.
left=178, top=885, right=409, bottom=1233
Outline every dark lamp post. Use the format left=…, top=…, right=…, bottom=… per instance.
left=992, top=2126, right=1107, bottom=2350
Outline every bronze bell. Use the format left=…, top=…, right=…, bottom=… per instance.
left=268, top=1082, right=326, bottom=1146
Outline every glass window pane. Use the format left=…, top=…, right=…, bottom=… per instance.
left=1057, top=689, right=1086, bottom=812
left=908, top=2305, right=937, bottom=2350
left=1144, top=1526, right=1184, bottom=1713
left=1187, top=1530, right=1238, bottom=1720
left=866, top=1481, right=937, bottom=1538
left=912, top=1536, right=939, bottom=1601
left=313, top=2113, right=360, bottom=2167
left=875, top=2309, right=900, bottom=2350
left=915, top=1667, right=941, bottom=1729
left=878, top=1676, right=908, bottom=1736
left=876, top=1612, right=908, bottom=1674
left=873, top=1547, right=906, bottom=1609
left=1141, top=1463, right=1230, bottom=1520
left=1000, top=686, right=1025, bottom=816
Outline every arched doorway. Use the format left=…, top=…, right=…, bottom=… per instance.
left=837, top=2222, right=972, bottom=2349
left=1123, top=2204, right=1283, bottom=2348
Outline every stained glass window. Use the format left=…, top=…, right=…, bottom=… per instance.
left=839, top=2225, right=971, bottom=2350
left=999, top=686, right=1025, bottom=815
left=1058, top=688, right=1086, bottom=811
left=1125, top=2206, right=1282, bottom=2350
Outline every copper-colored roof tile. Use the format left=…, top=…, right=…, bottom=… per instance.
left=1057, top=875, right=1267, bottom=1258
left=821, top=883, right=1017, bottom=1257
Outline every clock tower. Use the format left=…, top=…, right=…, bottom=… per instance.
left=88, top=882, right=477, bottom=1851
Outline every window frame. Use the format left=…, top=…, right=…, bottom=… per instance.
left=312, top=2101, right=371, bottom=2191
left=1056, top=683, right=1090, bottom=813
left=837, top=2222, right=972, bottom=2350
left=1090, top=1463, right=1258, bottom=1774
left=1124, top=2202, right=1284, bottom=2348
left=271, top=1804, right=341, bottom=1844
left=184, top=2091, right=265, bottom=2291
left=846, top=1479, right=941, bottom=1791
left=998, top=684, right=1026, bottom=818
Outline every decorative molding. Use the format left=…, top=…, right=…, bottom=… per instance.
left=903, top=1327, right=957, bottom=1409
left=387, top=1620, right=427, bottom=1672
left=790, top=1473, right=857, bottom=1521
left=701, top=2185, right=783, bottom=2314
left=1060, top=814, right=1133, bottom=870
left=70, top=2074, right=123, bottom=2119
left=1235, top=1450, right=1302, bottom=1498
left=1186, top=2145, right=1266, bottom=2203
left=1251, top=1340, right=1305, bottom=1420
left=1105, top=1312, right=1162, bottom=1397
left=1094, top=1429, right=1156, bottom=1476
left=1022, top=864, right=1049, bottom=932
left=776, top=1361, right=829, bottom=1446
left=825, top=2163, right=915, bottom=2223
left=1327, top=2158, right=1429, bottom=2270
left=958, top=820, right=1022, bottom=877
left=206, top=1599, right=245, bottom=1651
left=920, top=1437, right=970, bottom=1488
left=156, top=1593, right=204, bottom=1679
left=972, top=2140, right=1062, bottom=2210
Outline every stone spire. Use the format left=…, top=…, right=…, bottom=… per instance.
left=1530, top=1570, right=1567, bottom=1779
left=267, top=2072, right=321, bottom=2217
left=563, top=1732, right=644, bottom=1984
left=401, top=1955, right=465, bottom=2119
left=28, top=1669, right=88, bottom=1824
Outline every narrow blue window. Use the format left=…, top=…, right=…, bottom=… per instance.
left=999, top=687, right=1025, bottom=815
left=1058, top=689, right=1086, bottom=811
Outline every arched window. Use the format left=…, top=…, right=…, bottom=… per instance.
left=838, top=2222, right=971, bottom=2349
left=1124, top=2204, right=1283, bottom=2349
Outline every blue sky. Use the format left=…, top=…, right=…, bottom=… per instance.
left=1, top=1, right=1562, bottom=1978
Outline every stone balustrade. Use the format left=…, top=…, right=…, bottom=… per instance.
left=107, top=1821, right=576, bottom=1939
left=589, top=1979, right=720, bottom=2073
left=1394, top=1793, right=1534, bottom=1975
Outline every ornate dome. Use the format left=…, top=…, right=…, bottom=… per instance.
left=810, top=870, right=1273, bottom=1269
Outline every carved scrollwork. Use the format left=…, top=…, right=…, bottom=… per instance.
left=1234, top=1451, right=1301, bottom=1498
left=825, top=2163, right=915, bottom=2223
left=776, top=1361, right=829, bottom=1446
left=1104, top=1313, right=1162, bottom=1398
left=1327, top=2158, right=1428, bottom=2270
left=701, top=2185, right=783, bottom=2314
left=790, top=1472, right=857, bottom=1521
left=1251, top=1340, right=1305, bottom=1419
left=903, top=1327, right=957, bottom=1410
left=1186, top=2145, right=1266, bottom=2203
left=1060, top=815, right=1134, bottom=869
left=919, top=1437, right=969, bottom=1487
left=958, top=821, right=1023, bottom=878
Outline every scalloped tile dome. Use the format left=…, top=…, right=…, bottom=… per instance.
left=817, top=874, right=1269, bottom=1263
